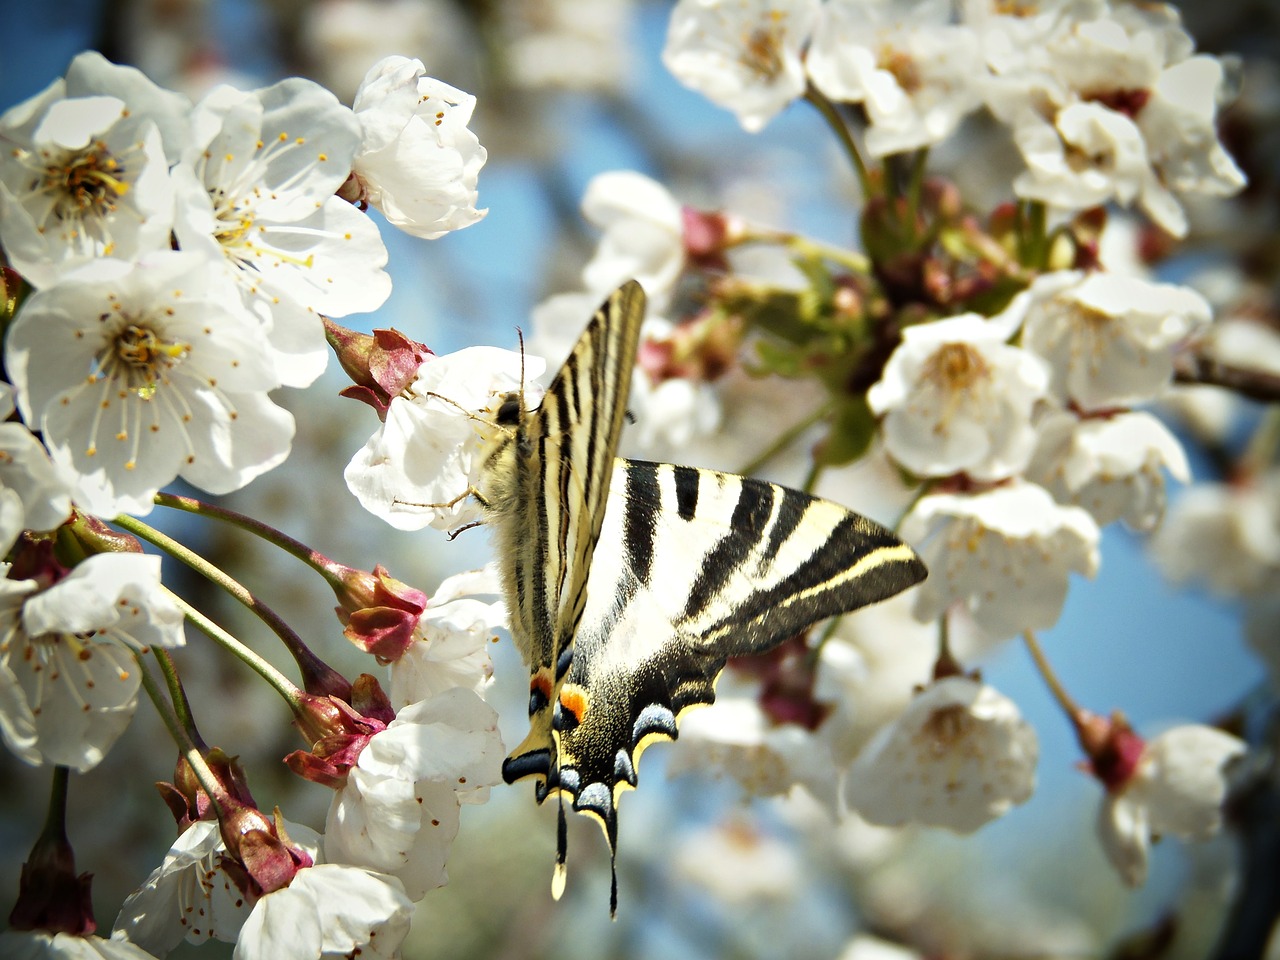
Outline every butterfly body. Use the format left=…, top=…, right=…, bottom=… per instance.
left=484, top=281, right=926, bottom=910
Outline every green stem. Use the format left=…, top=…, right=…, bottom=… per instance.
left=135, top=652, right=225, bottom=819
left=1022, top=629, right=1082, bottom=718
left=41, top=765, right=70, bottom=845
left=1019, top=200, right=1049, bottom=269
left=166, top=588, right=301, bottom=707
left=804, top=84, right=873, bottom=200
left=154, top=493, right=345, bottom=593
left=1241, top=406, right=1280, bottom=480
left=112, top=513, right=329, bottom=693
left=801, top=460, right=825, bottom=495
left=808, top=615, right=844, bottom=666
left=736, top=403, right=833, bottom=477
left=905, top=147, right=929, bottom=235
left=891, top=479, right=933, bottom=537
left=152, top=648, right=198, bottom=744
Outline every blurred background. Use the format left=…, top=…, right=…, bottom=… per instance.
left=0, top=1, right=1277, bottom=958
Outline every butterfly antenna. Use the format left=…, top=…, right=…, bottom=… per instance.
left=516, top=327, right=527, bottom=408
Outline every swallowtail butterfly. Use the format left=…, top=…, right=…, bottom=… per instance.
left=481, top=280, right=926, bottom=911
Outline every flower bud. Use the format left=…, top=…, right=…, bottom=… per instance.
left=326, top=320, right=432, bottom=419
left=329, top=562, right=429, bottom=662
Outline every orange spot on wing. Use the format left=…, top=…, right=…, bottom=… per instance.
left=559, top=685, right=589, bottom=724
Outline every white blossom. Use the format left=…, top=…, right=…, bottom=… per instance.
left=322, top=688, right=504, bottom=898
left=668, top=681, right=835, bottom=805
left=580, top=171, right=685, bottom=310
left=1009, top=270, right=1212, bottom=411
left=814, top=594, right=938, bottom=766
left=1201, top=315, right=1280, bottom=378
left=806, top=0, right=983, bottom=157
left=662, top=0, right=820, bottom=133
left=351, top=56, right=487, bottom=239
left=114, top=820, right=262, bottom=955
left=234, top=864, right=411, bottom=960
left=115, top=819, right=410, bottom=960
left=1026, top=409, right=1190, bottom=530
left=389, top=567, right=505, bottom=707
left=5, top=253, right=296, bottom=518
left=172, top=77, right=390, bottom=388
left=504, top=0, right=637, bottom=93
left=845, top=676, right=1038, bottom=832
left=0, top=52, right=187, bottom=288
left=345, top=346, right=543, bottom=532
left=0, top=931, right=162, bottom=960
left=628, top=372, right=723, bottom=456
left=0, top=553, right=185, bottom=771
left=1097, top=724, right=1245, bottom=886
left=867, top=312, right=1049, bottom=481
left=674, top=815, right=801, bottom=904
left=0, top=385, right=73, bottom=535
left=1152, top=470, right=1280, bottom=598
left=981, top=3, right=1244, bottom=235
left=903, top=481, right=1099, bottom=642
left=836, top=934, right=924, bottom=960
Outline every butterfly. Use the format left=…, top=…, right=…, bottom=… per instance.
left=480, top=280, right=927, bottom=912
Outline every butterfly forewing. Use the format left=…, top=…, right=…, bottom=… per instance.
left=493, top=280, right=645, bottom=785
left=543, top=460, right=927, bottom=843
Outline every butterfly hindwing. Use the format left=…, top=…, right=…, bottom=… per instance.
left=544, top=458, right=927, bottom=850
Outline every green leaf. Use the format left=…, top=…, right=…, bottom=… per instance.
left=813, top=396, right=875, bottom=467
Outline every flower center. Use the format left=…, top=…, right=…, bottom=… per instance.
left=739, top=12, right=789, bottom=81
left=103, top=323, right=190, bottom=400
left=923, top=341, right=989, bottom=391
left=878, top=45, right=921, bottom=94
left=45, top=142, right=130, bottom=222
left=920, top=703, right=975, bottom=755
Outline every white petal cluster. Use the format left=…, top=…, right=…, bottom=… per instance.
left=845, top=676, right=1039, bottom=832
left=581, top=170, right=685, bottom=310
left=1097, top=724, right=1245, bottom=886
left=6, top=253, right=296, bottom=518
left=0, top=386, right=73, bottom=549
left=503, top=0, right=637, bottom=93
left=0, top=48, right=475, bottom=521
left=114, top=820, right=260, bottom=955
left=674, top=816, right=801, bottom=904
left=1009, top=271, right=1212, bottom=411
left=352, top=56, right=487, bottom=240
left=0, top=553, right=184, bottom=772
left=0, top=930, right=162, bottom=959
left=323, top=687, right=504, bottom=899
left=807, top=0, right=984, bottom=157
left=0, top=52, right=187, bottom=288
left=172, top=77, right=390, bottom=388
left=344, top=346, right=544, bottom=532
left=979, top=2, right=1245, bottom=235
left=115, top=819, right=413, bottom=960
left=1152, top=470, right=1280, bottom=598
left=903, top=482, right=1100, bottom=642
left=867, top=312, right=1049, bottom=481
left=388, top=566, right=505, bottom=706
left=668, top=691, right=833, bottom=801
left=663, top=0, right=820, bottom=133
left=1026, top=409, right=1190, bottom=531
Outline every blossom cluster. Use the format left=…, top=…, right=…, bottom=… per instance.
left=664, top=0, right=1244, bottom=236
left=490, top=0, right=1259, bottom=911
left=0, top=49, right=502, bottom=960
left=0, top=0, right=1269, bottom=956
